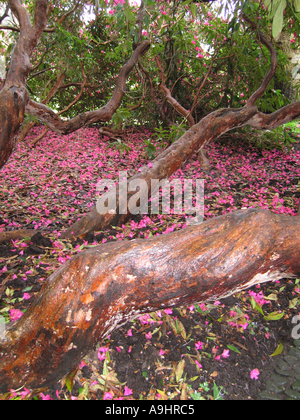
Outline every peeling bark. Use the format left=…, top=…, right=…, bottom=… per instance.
left=1, top=209, right=300, bottom=392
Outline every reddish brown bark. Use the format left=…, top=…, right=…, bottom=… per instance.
left=0, top=229, right=39, bottom=244
left=1, top=209, right=300, bottom=392
left=0, top=0, right=48, bottom=169
left=30, top=62, right=87, bottom=146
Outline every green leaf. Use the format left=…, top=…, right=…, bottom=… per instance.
left=175, top=359, right=186, bottom=383
left=213, top=382, right=223, bottom=401
left=190, top=3, right=197, bottom=18
left=272, top=0, right=287, bottom=39
left=63, top=367, right=78, bottom=393
left=271, top=342, right=284, bottom=356
left=294, top=0, right=300, bottom=13
left=124, top=7, right=135, bottom=23
left=289, top=298, right=298, bottom=309
left=251, top=296, right=265, bottom=316
left=264, top=0, right=272, bottom=8
left=264, top=311, right=285, bottom=321
left=227, top=345, right=241, bottom=354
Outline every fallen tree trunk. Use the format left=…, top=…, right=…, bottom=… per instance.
left=0, top=229, right=40, bottom=244
left=58, top=14, right=300, bottom=240
left=1, top=208, right=300, bottom=392
left=60, top=105, right=259, bottom=239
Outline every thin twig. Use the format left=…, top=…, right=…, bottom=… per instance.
left=242, top=14, right=278, bottom=107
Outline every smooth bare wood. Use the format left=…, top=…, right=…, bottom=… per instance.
left=1, top=209, right=300, bottom=392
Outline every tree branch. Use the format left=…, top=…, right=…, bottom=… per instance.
left=189, top=55, right=230, bottom=116
left=1, top=1, right=80, bottom=33
left=30, top=45, right=52, bottom=72
left=243, top=14, right=278, bottom=107
left=30, top=63, right=87, bottom=146
left=155, top=56, right=195, bottom=127
left=61, top=104, right=258, bottom=239
left=138, top=59, right=171, bottom=126
left=0, top=4, right=10, bottom=24
left=9, top=0, right=31, bottom=36
left=43, top=1, right=81, bottom=33
left=247, top=102, right=300, bottom=129
left=25, top=41, right=151, bottom=133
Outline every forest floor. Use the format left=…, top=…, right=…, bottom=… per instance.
left=1, top=125, right=300, bottom=400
